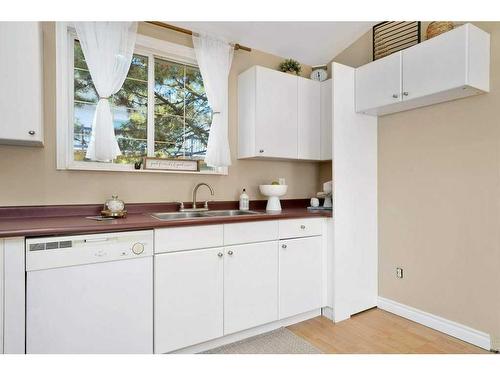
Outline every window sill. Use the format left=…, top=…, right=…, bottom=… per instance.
left=59, top=162, right=228, bottom=175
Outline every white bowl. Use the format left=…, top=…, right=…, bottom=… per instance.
left=259, top=184, right=288, bottom=197
left=259, top=185, right=288, bottom=212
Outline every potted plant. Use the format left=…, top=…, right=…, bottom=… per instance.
left=279, top=58, right=302, bottom=75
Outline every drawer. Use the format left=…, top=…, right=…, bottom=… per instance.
left=154, top=225, right=223, bottom=254
left=279, top=218, right=322, bottom=239
left=224, top=220, right=279, bottom=245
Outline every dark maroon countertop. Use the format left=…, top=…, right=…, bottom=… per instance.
left=0, top=200, right=332, bottom=238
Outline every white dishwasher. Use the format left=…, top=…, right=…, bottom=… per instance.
left=25, top=230, right=153, bottom=354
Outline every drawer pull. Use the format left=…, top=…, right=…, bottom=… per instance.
left=281, top=244, right=287, bottom=249
left=227, top=250, right=234, bottom=255
left=300, top=225, right=306, bottom=229
left=217, top=252, right=223, bottom=257
left=28, top=130, right=36, bottom=135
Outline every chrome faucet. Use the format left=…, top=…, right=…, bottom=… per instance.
left=180, top=182, right=214, bottom=212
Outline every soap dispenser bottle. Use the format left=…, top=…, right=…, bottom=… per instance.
left=239, top=189, right=249, bottom=211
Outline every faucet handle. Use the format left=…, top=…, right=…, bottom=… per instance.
left=177, top=201, right=185, bottom=211
left=204, top=200, right=210, bottom=209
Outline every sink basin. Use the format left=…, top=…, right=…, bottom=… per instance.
left=151, top=210, right=261, bottom=221
left=151, top=212, right=208, bottom=220
left=203, top=210, right=261, bottom=217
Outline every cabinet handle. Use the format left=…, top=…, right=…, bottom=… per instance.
left=259, top=149, right=264, bottom=153
left=217, top=252, right=223, bottom=257
left=392, top=94, right=399, bottom=99
left=28, top=130, right=36, bottom=135
left=300, top=225, right=306, bottom=229
left=403, top=92, right=409, bottom=96
left=227, top=250, right=234, bottom=255
left=281, top=244, right=287, bottom=249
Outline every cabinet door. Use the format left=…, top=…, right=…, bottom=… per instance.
left=224, top=241, right=278, bottom=334
left=298, top=77, right=320, bottom=160
left=320, top=79, right=332, bottom=160
left=402, top=26, right=466, bottom=101
left=355, top=52, right=402, bottom=112
left=255, top=67, right=298, bottom=158
left=0, top=22, right=43, bottom=145
left=154, top=248, right=223, bottom=353
left=279, top=237, right=322, bottom=319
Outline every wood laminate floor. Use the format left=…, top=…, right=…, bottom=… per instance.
left=287, top=308, right=489, bottom=354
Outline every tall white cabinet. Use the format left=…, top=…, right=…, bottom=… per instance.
left=0, top=22, right=44, bottom=146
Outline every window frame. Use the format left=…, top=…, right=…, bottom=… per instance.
left=56, top=22, right=227, bottom=175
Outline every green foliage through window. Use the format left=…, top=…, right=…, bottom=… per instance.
left=73, top=40, right=212, bottom=169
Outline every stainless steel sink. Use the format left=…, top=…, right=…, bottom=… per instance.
left=151, top=212, right=209, bottom=220
left=151, top=210, right=261, bottom=221
left=203, top=210, right=260, bottom=217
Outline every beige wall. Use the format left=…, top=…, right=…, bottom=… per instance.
left=335, top=22, right=500, bottom=337
left=0, top=22, right=320, bottom=206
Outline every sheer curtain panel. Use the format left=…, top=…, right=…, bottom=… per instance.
left=193, top=33, right=234, bottom=168
left=74, top=22, right=138, bottom=161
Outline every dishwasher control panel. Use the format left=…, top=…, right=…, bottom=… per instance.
left=25, top=230, right=154, bottom=271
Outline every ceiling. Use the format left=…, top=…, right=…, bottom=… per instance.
left=171, top=22, right=376, bottom=66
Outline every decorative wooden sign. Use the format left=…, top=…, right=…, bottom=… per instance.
left=143, top=157, right=199, bottom=172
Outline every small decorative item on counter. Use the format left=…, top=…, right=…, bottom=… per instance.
left=259, top=183, right=288, bottom=212
left=310, top=65, right=328, bottom=81
left=310, top=197, right=320, bottom=207
left=239, top=188, right=250, bottom=211
left=278, top=58, right=302, bottom=75
left=134, top=159, right=143, bottom=170
left=426, top=22, right=454, bottom=40
left=101, top=195, right=127, bottom=218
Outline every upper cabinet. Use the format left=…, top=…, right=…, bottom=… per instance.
left=355, top=51, right=402, bottom=112
left=320, top=79, right=332, bottom=161
left=356, top=23, right=490, bottom=116
left=238, top=66, right=298, bottom=159
left=238, top=66, right=330, bottom=161
left=298, top=77, right=320, bottom=160
left=0, top=22, right=44, bottom=146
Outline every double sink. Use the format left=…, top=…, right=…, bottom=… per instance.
left=151, top=210, right=262, bottom=221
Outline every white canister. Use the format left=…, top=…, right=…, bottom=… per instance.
left=310, top=197, right=320, bottom=207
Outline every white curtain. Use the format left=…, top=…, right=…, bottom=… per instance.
left=74, top=22, right=138, bottom=161
left=193, top=33, right=234, bottom=168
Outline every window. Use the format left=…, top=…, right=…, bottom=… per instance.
left=57, top=24, right=225, bottom=174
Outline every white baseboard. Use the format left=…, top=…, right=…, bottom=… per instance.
left=378, top=297, right=491, bottom=351
left=169, top=309, right=321, bottom=354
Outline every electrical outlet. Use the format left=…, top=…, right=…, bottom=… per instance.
left=396, top=267, right=404, bottom=279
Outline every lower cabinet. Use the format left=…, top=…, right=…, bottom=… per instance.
left=279, top=236, right=323, bottom=319
left=154, top=247, right=224, bottom=354
left=224, top=242, right=279, bottom=334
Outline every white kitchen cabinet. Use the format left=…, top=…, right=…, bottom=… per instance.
left=320, top=79, right=333, bottom=161
left=356, top=23, right=490, bottom=116
left=355, top=51, right=402, bottom=113
left=154, top=247, right=224, bottom=353
left=0, top=240, right=3, bottom=354
left=298, top=77, right=320, bottom=160
left=279, top=236, right=323, bottom=319
left=223, top=241, right=279, bottom=334
left=0, top=22, right=44, bottom=146
left=238, top=66, right=298, bottom=159
left=0, top=238, right=25, bottom=354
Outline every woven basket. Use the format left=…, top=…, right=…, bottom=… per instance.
left=426, top=22, right=454, bottom=39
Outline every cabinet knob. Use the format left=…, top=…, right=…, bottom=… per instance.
left=227, top=250, right=234, bottom=255
left=300, top=225, right=306, bottom=229
left=259, top=149, right=264, bottom=153
left=28, top=130, right=36, bottom=135
left=392, top=94, right=399, bottom=99
left=217, top=252, right=223, bottom=257
left=403, top=92, right=409, bottom=96
left=281, top=244, right=287, bottom=249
